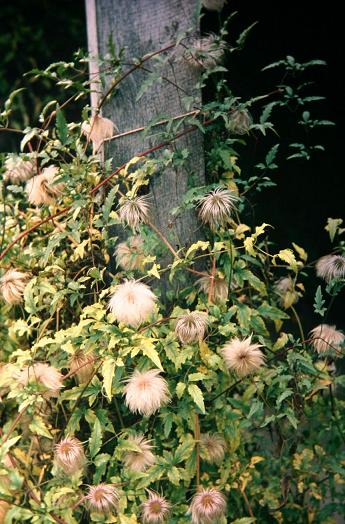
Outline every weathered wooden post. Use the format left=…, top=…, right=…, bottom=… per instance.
left=85, top=0, right=205, bottom=253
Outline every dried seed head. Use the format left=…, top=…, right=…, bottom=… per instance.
left=316, top=254, right=345, bottom=283
left=201, top=0, right=226, bottom=11
left=310, top=324, right=344, bottom=355
left=123, top=434, right=156, bottom=472
left=124, top=369, right=170, bottom=417
left=198, top=187, right=237, bottom=229
left=3, top=155, right=36, bottom=183
left=222, top=335, right=265, bottom=376
left=86, top=484, right=119, bottom=513
left=274, top=276, right=299, bottom=309
left=54, top=436, right=85, bottom=474
left=115, top=236, right=146, bottom=271
left=118, top=195, right=151, bottom=231
left=69, top=349, right=95, bottom=384
left=197, top=273, right=229, bottom=303
left=189, top=487, right=226, bottom=524
left=185, top=35, right=226, bottom=70
left=175, top=311, right=208, bottom=344
left=82, top=114, right=115, bottom=152
left=228, top=109, right=252, bottom=135
left=200, top=433, right=226, bottom=464
left=141, top=491, right=171, bottom=523
left=25, top=165, right=64, bottom=205
left=108, top=280, right=156, bottom=327
left=18, top=363, right=64, bottom=397
left=0, top=269, right=30, bottom=305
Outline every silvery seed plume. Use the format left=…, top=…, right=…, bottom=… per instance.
left=175, top=311, right=208, bottom=344
left=310, top=324, right=344, bottom=355
left=316, top=254, right=345, bottom=283
left=189, top=487, right=226, bottom=524
left=198, top=187, right=237, bottom=229
left=185, top=34, right=226, bottom=70
left=118, top=195, right=151, bottom=231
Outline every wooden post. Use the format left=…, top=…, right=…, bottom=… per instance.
left=85, top=0, right=205, bottom=255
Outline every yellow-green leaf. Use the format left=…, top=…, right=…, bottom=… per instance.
left=102, top=357, right=116, bottom=401
left=188, top=384, right=205, bottom=413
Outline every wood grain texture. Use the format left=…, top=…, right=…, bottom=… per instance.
left=95, top=0, right=205, bottom=253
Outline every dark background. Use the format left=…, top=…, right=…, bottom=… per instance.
left=0, top=0, right=343, bottom=327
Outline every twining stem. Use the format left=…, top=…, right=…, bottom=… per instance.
left=290, top=305, right=305, bottom=347
left=194, top=412, right=201, bottom=487
left=207, top=256, right=216, bottom=303
left=1, top=405, right=29, bottom=444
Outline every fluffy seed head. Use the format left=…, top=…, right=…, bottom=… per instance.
left=18, top=363, right=64, bottom=396
left=274, top=276, right=299, bottom=309
left=175, top=311, right=208, bottom=344
left=123, top=434, right=156, bottom=472
left=228, top=109, right=252, bottom=135
left=0, top=269, right=30, bottom=305
left=108, top=280, right=156, bottom=327
left=201, top=0, right=226, bottom=11
left=54, top=436, right=85, bottom=474
left=124, top=369, right=170, bottom=417
left=115, top=236, right=146, bottom=271
left=222, top=336, right=265, bottom=376
left=25, top=165, right=64, bottom=205
left=118, top=195, right=150, bottom=231
left=189, top=487, right=226, bottom=524
left=310, top=324, right=344, bottom=355
left=200, top=433, right=226, bottom=464
left=86, top=484, right=119, bottom=513
left=316, top=254, right=345, bottom=283
left=82, top=114, right=115, bottom=153
left=197, top=274, right=229, bottom=303
left=69, top=349, right=95, bottom=384
left=198, top=187, right=237, bottom=229
left=185, top=35, right=226, bottom=70
left=141, top=491, right=171, bottom=523
left=3, top=155, right=35, bottom=183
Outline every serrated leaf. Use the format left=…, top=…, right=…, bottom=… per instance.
left=292, top=242, right=308, bottom=262
left=89, top=418, right=102, bottom=458
left=185, top=240, right=210, bottom=258
left=102, top=184, right=119, bottom=221
left=176, top=382, right=186, bottom=399
left=325, top=217, right=343, bottom=242
left=314, top=285, right=326, bottom=317
left=274, top=249, right=299, bottom=271
left=102, top=357, right=116, bottom=401
left=29, top=416, right=53, bottom=439
left=142, top=346, right=163, bottom=370
left=188, top=384, right=205, bottom=413
left=167, top=466, right=181, bottom=485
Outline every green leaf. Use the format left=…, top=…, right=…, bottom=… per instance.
left=142, top=346, right=163, bottom=370
left=314, top=285, right=326, bottom=317
left=188, top=384, right=205, bottom=413
left=167, top=466, right=181, bottom=485
left=56, top=107, right=68, bottom=144
left=103, top=184, right=119, bottom=221
left=102, top=357, right=116, bottom=401
left=29, top=416, right=53, bottom=439
left=236, top=21, right=258, bottom=48
left=176, top=382, right=186, bottom=399
left=231, top=518, right=257, bottom=524
left=247, top=399, right=263, bottom=419
left=89, top=417, right=103, bottom=458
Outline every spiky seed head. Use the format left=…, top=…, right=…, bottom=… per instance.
left=274, top=276, right=299, bottom=309
left=54, top=436, right=85, bottom=474
left=310, top=324, right=344, bottom=355
left=86, top=484, right=119, bottom=513
left=25, top=165, right=64, bottom=205
left=141, top=490, right=171, bottom=523
left=3, top=155, right=36, bottom=183
left=189, top=487, right=226, bottom=524
left=118, top=195, right=151, bottom=231
left=228, top=109, right=252, bottom=135
left=200, top=433, right=227, bottom=464
left=18, top=363, right=64, bottom=397
left=316, top=254, right=345, bottom=283
left=198, top=187, right=237, bottom=230
left=124, top=369, right=170, bottom=417
left=222, top=335, right=265, bottom=376
left=197, top=273, right=229, bottom=303
left=0, top=269, right=30, bottom=305
left=123, top=434, right=156, bottom=472
left=82, top=114, right=115, bottom=153
left=115, top=236, right=146, bottom=271
left=185, top=35, right=226, bottom=70
left=108, top=280, right=156, bottom=327
left=175, top=311, right=208, bottom=344
left=69, top=350, right=95, bottom=384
